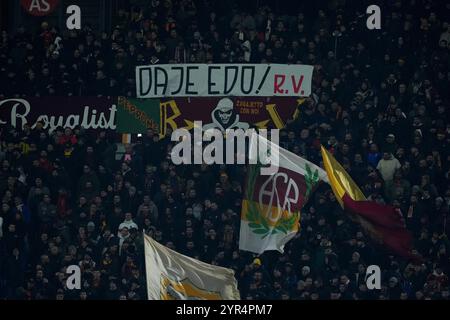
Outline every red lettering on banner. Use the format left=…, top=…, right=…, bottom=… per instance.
left=291, top=75, right=304, bottom=94
left=274, top=75, right=286, bottom=94
left=20, top=0, right=59, bottom=17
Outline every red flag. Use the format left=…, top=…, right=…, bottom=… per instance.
left=342, top=194, right=421, bottom=261
left=321, top=146, right=421, bottom=261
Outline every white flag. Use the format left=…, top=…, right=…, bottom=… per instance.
left=239, top=134, right=328, bottom=254
left=144, top=234, right=240, bottom=300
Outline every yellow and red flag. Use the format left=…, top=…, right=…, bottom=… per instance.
left=320, top=146, right=419, bottom=260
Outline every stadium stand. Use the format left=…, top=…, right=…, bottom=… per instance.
left=0, top=0, right=449, bottom=300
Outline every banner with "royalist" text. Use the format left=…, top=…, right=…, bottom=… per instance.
left=136, top=64, right=314, bottom=98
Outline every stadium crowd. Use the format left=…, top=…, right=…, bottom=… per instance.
left=0, top=0, right=450, bottom=299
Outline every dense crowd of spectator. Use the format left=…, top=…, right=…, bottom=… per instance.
left=0, top=0, right=450, bottom=300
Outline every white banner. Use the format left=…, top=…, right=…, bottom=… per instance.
left=144, top=234, right=240, bottom=300
left=136, top=64, right=314, bottom=98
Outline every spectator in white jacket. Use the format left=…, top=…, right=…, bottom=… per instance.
left=377, top=152, right=401, bottom=183
left=118, top=212, right=138, bottom=233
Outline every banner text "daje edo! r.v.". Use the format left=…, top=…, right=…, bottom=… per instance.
left=136, top=64, right=314, bottom=98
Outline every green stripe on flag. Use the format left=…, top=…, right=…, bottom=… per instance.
left=117, top=97, right=160, bottom=134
